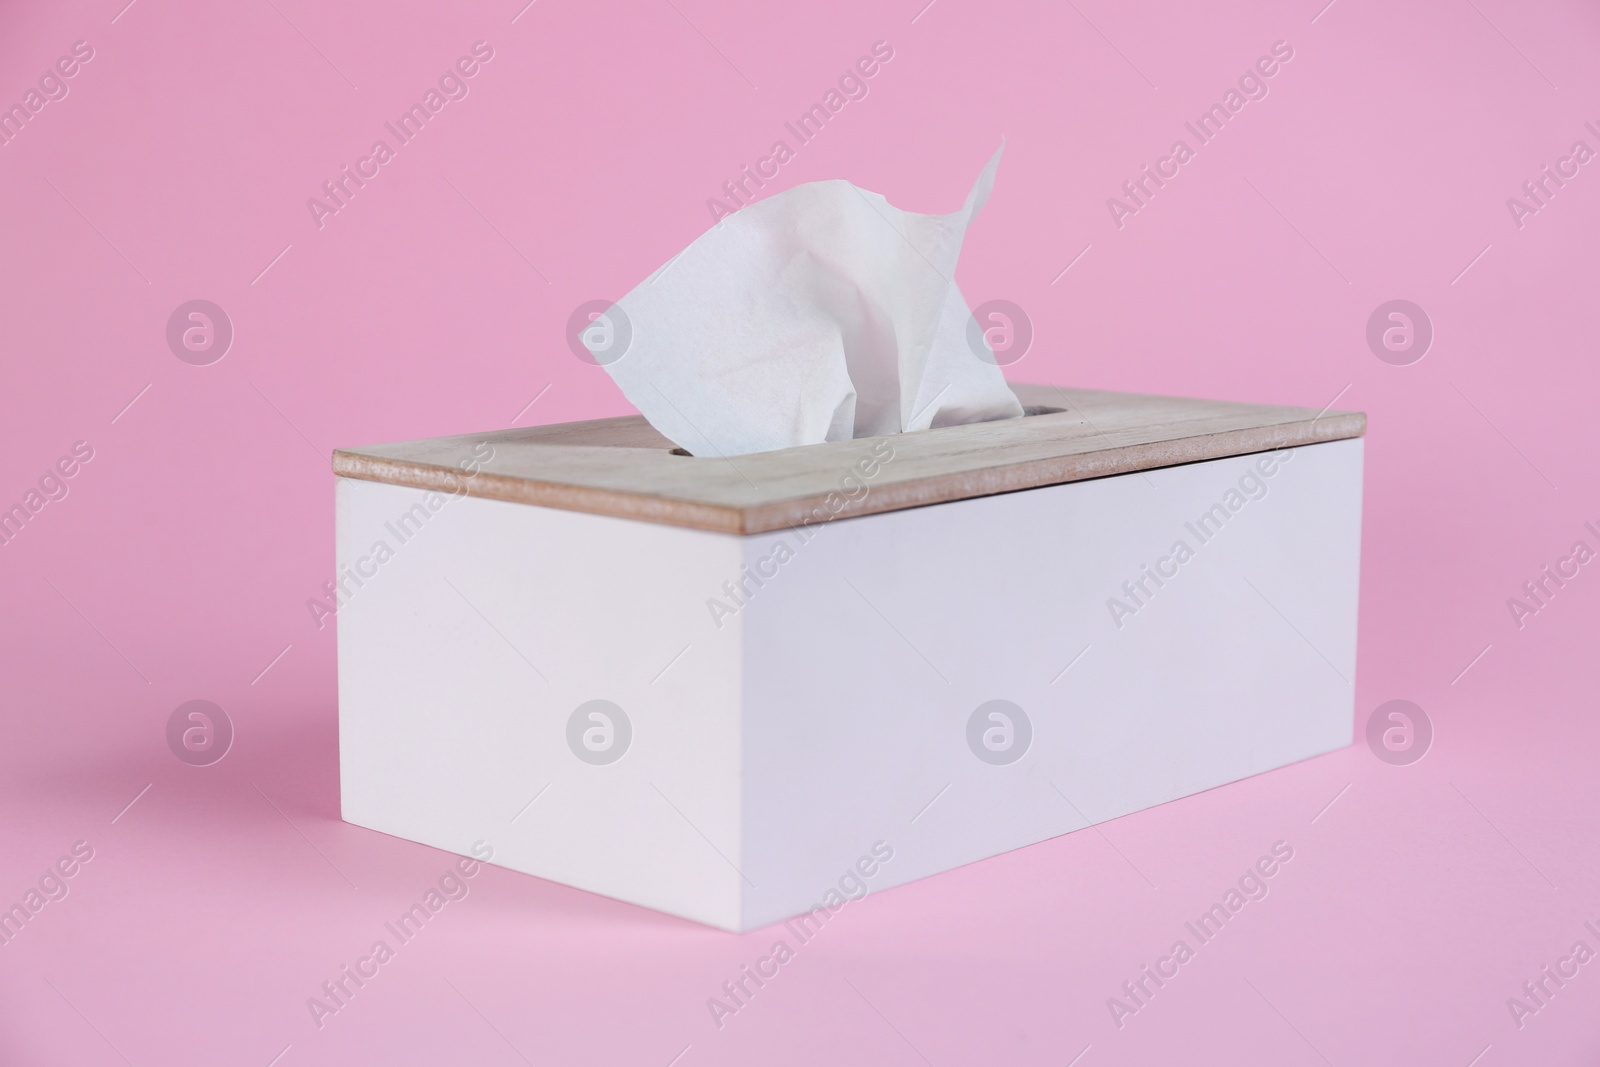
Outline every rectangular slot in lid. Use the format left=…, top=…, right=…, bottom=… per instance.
left=331, top=383, right=1365, bottom=535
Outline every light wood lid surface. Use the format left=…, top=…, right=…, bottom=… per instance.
left=331, top=384, right=1365, bottom=535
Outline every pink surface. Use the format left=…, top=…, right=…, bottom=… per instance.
left=2, top=0, right=1597, bottom=1063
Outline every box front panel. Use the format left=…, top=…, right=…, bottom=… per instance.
left=738, top=438, right=1363, bottom=927
left=336, top=479, right=747, bottom=929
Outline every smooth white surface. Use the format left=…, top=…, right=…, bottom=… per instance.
left=337, top=437, right=1363, bottom=931
left=336, top=479, right=747, bottom=929
left=737, top=437, right=1362, bottom=927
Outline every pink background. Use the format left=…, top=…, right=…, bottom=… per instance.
left=2, top=0, right=1598, bottom=1063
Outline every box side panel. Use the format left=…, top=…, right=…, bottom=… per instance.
left=738, top=438, right=1363, bottom=928
left=337, top=480, right=745, bottom=929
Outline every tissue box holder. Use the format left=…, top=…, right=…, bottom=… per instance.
left=332, top=384, right=1364, bottom=931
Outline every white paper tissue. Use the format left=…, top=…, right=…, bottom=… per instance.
left=584, top=146, right=1024, bottom=457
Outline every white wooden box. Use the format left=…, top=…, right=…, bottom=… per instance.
left=332, top=385, right=1364, bottom=931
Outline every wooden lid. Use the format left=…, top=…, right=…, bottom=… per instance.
left=331, top=384, right=1365, bottom=535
